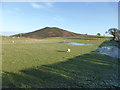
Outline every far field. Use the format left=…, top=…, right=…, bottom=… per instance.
left=2, top=35, right=119, bottom=88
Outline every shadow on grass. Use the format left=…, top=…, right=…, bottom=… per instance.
left=56, top=50, right=66, bottom=52
left=99, top=40, right=120, bottom=48
left=2, top=52, right=119, bottom=88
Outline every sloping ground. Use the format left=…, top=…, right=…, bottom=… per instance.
left=94, top=40, right=120, bottom=58
left=99, top=40, right=120, bottom=48
left=2, top=52, right=119, bottom=88
left=94, top=46, right=120, bottom=58
left=2, top=36, right=119, bottom=88
left=12, top=27, right=79, bottom=39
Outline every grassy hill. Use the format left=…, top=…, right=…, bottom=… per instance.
left=12, top=27, right=79, bottom=39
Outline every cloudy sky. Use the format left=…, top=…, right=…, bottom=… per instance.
left=1, top=1, right=118, bottom=36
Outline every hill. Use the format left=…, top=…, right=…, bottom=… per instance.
left=12, top=27, right=80, bottom=39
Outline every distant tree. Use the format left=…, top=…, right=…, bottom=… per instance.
left=106, top=28, right=120, bottom=41
left=97, top=33, right=101, bottom=36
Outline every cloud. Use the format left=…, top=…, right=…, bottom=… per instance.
left=30, top=2, right=54, bottom=9
left=44, top=2, right=53, bottom=7
left=31, top=3, right=44, bottom=9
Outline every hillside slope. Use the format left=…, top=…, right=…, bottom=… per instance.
left=13, top=27, right=80, bottom=39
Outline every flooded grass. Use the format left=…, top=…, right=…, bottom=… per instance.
left=94, top=46, right=120, bottom=58
left=63, top=42, right=92, bottom=46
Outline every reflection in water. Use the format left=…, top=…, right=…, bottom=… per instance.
left=95, top=46, right=120, bottom=58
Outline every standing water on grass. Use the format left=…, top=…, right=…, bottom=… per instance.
left=66, top=42, right=92, bottom=46
left=94, top=46, right=120, bottom=58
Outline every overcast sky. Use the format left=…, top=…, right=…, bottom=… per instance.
left=1, top=2, right=118, bottom=36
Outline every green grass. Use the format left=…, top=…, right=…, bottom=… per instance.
left=2, top=35, right=119, bottom=88
left=99, top=39, right=120, bottom=48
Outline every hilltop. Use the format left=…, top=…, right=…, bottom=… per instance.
left=12, top=27, right=80, bottom=39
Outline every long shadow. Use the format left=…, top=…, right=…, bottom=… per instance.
left=2, top=52, right=119, bottom=88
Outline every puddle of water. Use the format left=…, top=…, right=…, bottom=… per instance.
left=95, top=46, right=120, bottom=58
left=66, top=42, right=92, bottom=46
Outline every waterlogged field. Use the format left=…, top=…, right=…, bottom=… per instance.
left=2, top=35, right=119, bottom=88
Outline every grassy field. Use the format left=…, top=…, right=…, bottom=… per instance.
left=2, top=35, right=119, bottom=88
